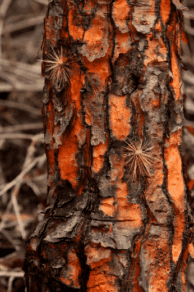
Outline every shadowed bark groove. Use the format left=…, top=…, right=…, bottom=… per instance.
left=24, top=0, right=194, bottom=291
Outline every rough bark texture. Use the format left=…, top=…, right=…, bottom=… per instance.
left=24, top=0, right=194, bottom=291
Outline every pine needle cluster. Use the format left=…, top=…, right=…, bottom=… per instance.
left=124, top=138, right=159, bottom=181
left=42, top=45, right=74, bottom=89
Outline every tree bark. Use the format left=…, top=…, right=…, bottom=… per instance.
left=24, top=0, right=193, bottom=291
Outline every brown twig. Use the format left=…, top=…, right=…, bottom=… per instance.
left=183, top=71, right=194, bottom=85
left=184, top=10, right=194, bottom=20
left=0, top=133, right=34, bottom=140
left=0, top=0, right=13, bottom=59
left=1, top=59, right=42, bottom=76
left=0, top=133, right=44, bottom=196
left=25, top=180, right=41, bottom=196
left=0, top=137, right=44, bottom=239
left=32, top=173, right=47, bottom=181
left=7, top=276, right=14, bottom=292
left=0, top=81, right=44, bottom=92
left=3, top=14, right=45, bottom=34
left=0, top=270, right=24, bottom=277
left=33, top=0, right=49, bottom=5
left=185, top=87, right=194, bottom=96
left=0, top=99, right=41, bottom=116
left=0, top=200, right=13, bottom=232
left=0, top=58, right=44, bottom=92
left=3, top=133, right=44, bottom=239
left=11, top=184, right=27, bottom=240
left=0, top=153, right=46, bottom=197
left=1, top=123, right=43, bottom=133
left=184, top=24, right=194, bottom=35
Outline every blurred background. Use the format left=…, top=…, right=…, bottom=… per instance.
left=0, top=1, right=47, bottom=291
left=0, top=0, right=194, bottom=291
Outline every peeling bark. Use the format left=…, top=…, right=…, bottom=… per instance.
left=24, top=0, right=193, bottom=291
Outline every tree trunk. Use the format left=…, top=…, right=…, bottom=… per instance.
left=24, top=0, right=193, bottom=291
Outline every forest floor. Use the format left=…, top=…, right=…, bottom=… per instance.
left=0, top=0, right=194, bottom=291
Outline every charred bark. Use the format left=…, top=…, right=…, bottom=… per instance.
left=24, top=0, right=194, bottom=291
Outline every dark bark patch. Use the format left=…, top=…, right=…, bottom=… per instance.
left=111, top=48, right=143, bottom=96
